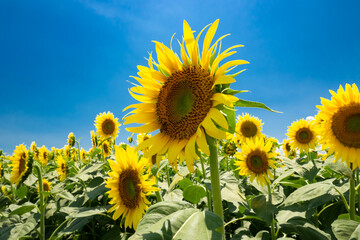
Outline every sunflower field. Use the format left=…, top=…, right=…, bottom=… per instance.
left=1, top=20, right=360, bottom=240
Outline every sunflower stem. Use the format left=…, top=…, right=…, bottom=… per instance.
left=34, top=165, right=45, bottom=240
left=197, top=149, right=212, bottom=211
left=357, top=170, right=360, bottom=215
left=267, top=182, right=276, bottom=240
left=155, top=176, right=162, bottom=202
left=206, top=134, right=224, bottom=239
left=350, top=173, right=356, bottom=220
left=76, top=140, right=81, bottom=166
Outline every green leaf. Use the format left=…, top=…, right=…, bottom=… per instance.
left=177, top=178, right=193, bottom=190
left=183, top=185, right=207, bottom=204
left=234, top=99, right=281, bottom=113
left=220, top=172, right=248, bottom=209
left=332, top=219, right=360, bottom=240
left=129, top=201, right=222, bottom=240
left=9, top=204, right=36, bottom=216
left=87, top=182, right=108, bottom=201
left=60, top=206, right=110, bottom=218
left=338, top=214, right=360, bottom=223
left=130, top=201, right=194, bottom=238
left=221, top=88, right=249, bottom=95
left=7, top=216, right=37, bottom=240
left=254, top=230, right=270, bottom=240
left=280, top=223, right=331, bottom=240
left=60, top=217, right=91, bottom=234
left=324, top=155, right=352, bottom=178
left=57, top=191, right=75, bottom=202
left=350, top=224, right=360, bottom=240
left=163, top=189, right=183, bottom=201
left=251, top=195, right=276, bottom=225
left=15, top=185, right=28, bottom=199
left=281, top=179, right=336, bottom=207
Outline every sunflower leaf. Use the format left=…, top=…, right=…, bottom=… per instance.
left=234, top=99, right=281, bottom=113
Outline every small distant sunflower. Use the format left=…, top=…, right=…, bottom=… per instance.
left=63, top=145, right=70, bottom=159
left=316, top=83, right=360, bottom=169
left=10, top=144, right=29, bottom=185
left=55, top=155, right=67, bottom=181
left=94, top=112, right=120, bottom=140
left=38, top=179, right=51, bottom=194
left=68, top=132, right=75, bottom=147
left=105, top=145, right=159, bottom=230
left=124, top=19, right=248, bottom=172
left=234, top=137, right=276, bottom=186
left=38, top=145, right=49, bottom=166
left=102, top=141, right=112, bottom=157
left=286, top=119, right=318, bottom=152
left=90, top=130, right=98, bottom=148
left=222, top=140, right=237, bottom=157
left=30, top=141, right=39, bottom=159
left=0, top=162, right=3, bottom=178
left=282, top=139, right=296, bottom=158
left=235, top=113, right=263, bottom=144
left=136, top=133, right=151, bottom=146
left=80, top=148, right=87, bottom=163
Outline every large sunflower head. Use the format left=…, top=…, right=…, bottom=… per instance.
left=234, top=113, right=264, bottom=144
left=10, top=144, right=29, bottom=185
left=316, top=83, right=360, bottom=169
left=38, top=145, right=49, bottom=166
left=124, top=19, right=248, bottom=172
left=234, top=137, right=276, bottom=186
left=55, top=154, right=67, bottom=181
left=286, top=118, right=318, bottom=153
left=94, top=112, right=120, bottom=140
left=105, top=145, right=159, bottom=230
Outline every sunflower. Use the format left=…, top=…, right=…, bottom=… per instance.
left=0, top=162, right=3, bottom=178
left=124, top=19, right=248, bottom=172
left=102, top=141, right=112, bottom=157
left=286, top=119, right=318, bottom=152
left=30, top=141, right=40, bottom=159
left=10, top=144, right=29, bottom=185
left=234, top=137, right=276, bottom=186
left=234, top=113, right=263, bottom=144
left=282, top=139, right=296, bottom=158
left=222, top=140, right=237, bottom=157
left=68, top=132, right=75, bottom=147
left=38, top=178, right=51, bottom=194
left=316, top=83, right=360, bottom=169
left=90, top=130, right=98, bottom=148
left=94, top=112, right=120, bottom=140
left=80, top=148, right=87, bottom=163
left=63, top=145, right=70, bottom=159
left=38, top=145, right=49, bottom=166
left=105, top=145, right=159, bottom=230
left=55, top=155, right=67, bottom=181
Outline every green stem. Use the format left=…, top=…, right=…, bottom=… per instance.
left=350, top=175, right=356, bottom=220
left=206, top=135, right=224, bottom=239
left=165, top=165, right=171, bottom=187
left=267, top=182, right=276, bottom=240
left=155, top=176, right=162, bottom=202
left=197, top=149, right=212, bottom=211
left=34, top=165, right=45, bottom=240
left=49, top=218, right=70, bottom=240
left=76, top=141, right=81, bottom=165
left=357, top=170, right=360, bottom=215
left=334, top=186, right=350, bottom=212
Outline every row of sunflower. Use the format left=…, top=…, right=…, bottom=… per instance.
left=1, top=18, right=360, bottom=239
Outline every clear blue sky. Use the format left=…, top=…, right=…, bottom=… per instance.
left=1, top=0, right=359, bottom=154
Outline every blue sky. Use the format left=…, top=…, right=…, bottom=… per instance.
left=1, top=0, right=359, bottom=154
